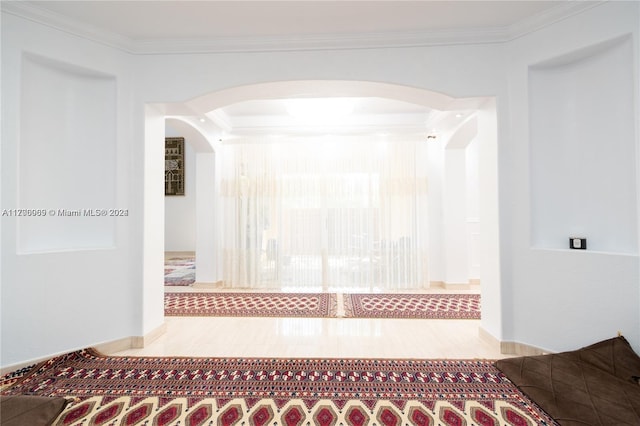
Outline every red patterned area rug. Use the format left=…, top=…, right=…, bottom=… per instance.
left=344, top=293, right=481, bottom=319
left=1, top=349, right=558, bottom=426
left=165, top=292, right=338, bottom=318
left=164, top=258, right=195, bottom=286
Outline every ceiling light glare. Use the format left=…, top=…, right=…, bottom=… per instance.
left=286, top=98, right=356, bottom=121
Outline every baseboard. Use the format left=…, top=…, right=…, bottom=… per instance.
left=132, top=322, right=167, bottom=349
left=478, top=327, right=551, bottom=356
left=192, top=281, right=223, bottom=289
left=165, top=251, right=195, bottom=259
left=83, top=323, right=168, bottom=357
left=93, top=337, right=134, bottom=354
left=478, top=326, right=501, bottom=352
left=1, top=323, right=166, bottom=376
left=430, top=281, right=472, bottom=290
left=1, top=349, right=77, bottom=377
left=500, top=341, right=551, bottom=356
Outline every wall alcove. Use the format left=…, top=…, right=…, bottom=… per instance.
left=529, top=35, right=637, bottom=255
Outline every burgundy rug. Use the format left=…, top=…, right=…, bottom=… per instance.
left=1, top=349, right=557, bottom=425
left=165, top=292, right=338, bottom=318
left=344, top=293, right=481, bottom=319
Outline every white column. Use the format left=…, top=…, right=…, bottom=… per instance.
left=142, top=105, right=166, bottom=336
left=477, top=99, right=502, bottom=342
left=195, top=152, right=217, bottom=284
left=443, top=148, right=469, bottom=287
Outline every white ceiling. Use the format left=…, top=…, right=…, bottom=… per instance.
left=212, top=96, right=442, bottom=137
left=26, top=1, right=565, bottom=41
left=9, top=1, right=593, bottom=138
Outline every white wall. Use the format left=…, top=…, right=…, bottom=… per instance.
left=466, top=137, right=481, bottom=280
left=439, top=115, right=482, bottom=287
left=2, top=0, right=638, bottom=368
left=504, top=1, right=639, bottom=351
left=19, top=54, right=117, bottom=253
left=530, top=36, right=636, bottom=254
left=443, top=149, right=469, bottom=285
left=476, top=99, right=502, bottom=341
left=1, top=12, right=141, bottom=367
left=425, top=137, right=445, bottom=284
left=142, top=105, right=166, bottom=337
left=164, top=125, right=197, bottom=252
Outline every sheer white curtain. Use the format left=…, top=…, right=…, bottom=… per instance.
left=219, top=137, right=428, bottom=292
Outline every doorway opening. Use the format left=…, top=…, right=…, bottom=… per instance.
left=155, top=80, right=498, bottom=296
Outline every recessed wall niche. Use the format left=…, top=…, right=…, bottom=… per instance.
left=529, top=35, right=637, bottom=254
left=18, top=54, right=117, bottom=253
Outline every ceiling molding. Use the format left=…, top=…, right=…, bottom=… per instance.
left=2, top=1, right=605, bottom=54
left=223, top=123, right=432, bottom=137
left=1, top=1, right=131, bottom=52
left=130, top=27, right=507, bottom=54
left=206, top=110, right=233, bottom=134
left=506, top=1, right=603, bottom=41
left=221, top=132, right=428, bottom=145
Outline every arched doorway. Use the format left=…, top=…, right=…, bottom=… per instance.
left=164, top=117, right=217, bottom=286
left=144, top=80, right=500, bottom=328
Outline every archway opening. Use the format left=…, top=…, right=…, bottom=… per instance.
left=146, top=80, right=499, bottom=323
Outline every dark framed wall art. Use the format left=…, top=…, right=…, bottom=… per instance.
left=165, top=137, right=185, bottom=196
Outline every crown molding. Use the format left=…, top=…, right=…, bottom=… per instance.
left=131, top=27, right=507, bottom=55
left=2, top=1, right=606, bottom=54
left=1, top=1, right=131, bottom=52
left=207, top=110, right=233, bottom=133
left=506, top=1, right=604, bottom=41
left=224, top=123, right=431, bottom=137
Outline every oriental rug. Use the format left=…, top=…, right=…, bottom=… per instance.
left=1, top=349, right=558, bottom=426
left=164, top=257, right=195, bottom=286
left=164, top=292, right=338, bottom=318
left=344, top=293, right=481, bottom=319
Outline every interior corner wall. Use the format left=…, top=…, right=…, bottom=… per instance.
left=504, top=1, right=639, bottom=352
left=1, top=12, right=141, bottom=368
left=165, top=124, right=197, bottom=252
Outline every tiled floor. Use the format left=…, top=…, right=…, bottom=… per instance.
left=112, top=315, right=505, bottom=359
left=111, top=255, right=505, bottom=360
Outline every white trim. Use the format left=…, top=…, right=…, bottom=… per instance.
left=500, top=341, right=552, bottom=356
left=2, top=1, right=604, bottom=54
left=1, top=1, right=131, bottom=52
left=507, top=0, right=602, bottom=41
left=430, top=280, right=479, bottom=290
left=0, top=324, right=167, bottom=376
left=478, top=327, right=553, bottom=356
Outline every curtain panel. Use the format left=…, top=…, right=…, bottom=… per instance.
left=219, top=138, right=428, bottom=292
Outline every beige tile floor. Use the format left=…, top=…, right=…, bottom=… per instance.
left=113, top=315, right=506, bottom=360
left=113, top=258, right=506, bottom=360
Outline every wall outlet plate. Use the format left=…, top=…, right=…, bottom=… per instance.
left=569, top=237, right=587, bottom=250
